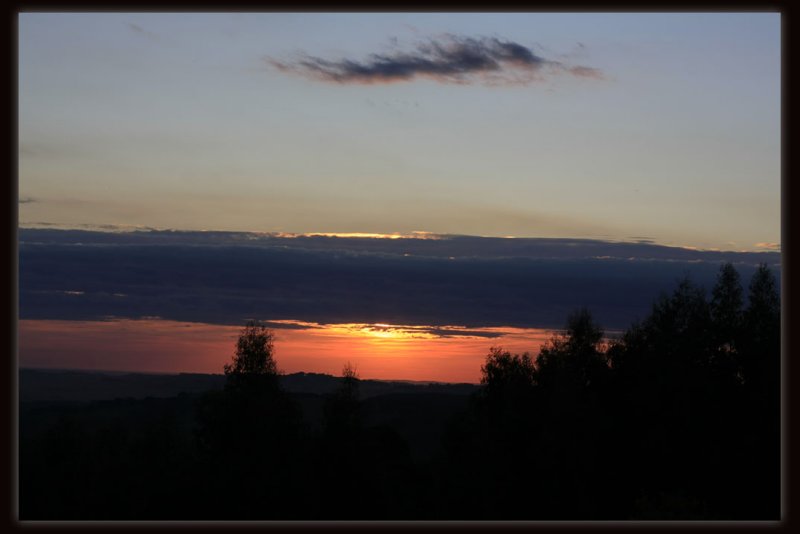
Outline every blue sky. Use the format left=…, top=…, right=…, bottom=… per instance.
left=18, top=13, right=780, bottom=251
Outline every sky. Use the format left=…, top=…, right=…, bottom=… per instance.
left=18, top=319, right=556, bottom=383
left=18, top=12, right=781, bottom=251
left=18, top=228, right=779, bottom=381
left=17, top=13, right=782, bottom=382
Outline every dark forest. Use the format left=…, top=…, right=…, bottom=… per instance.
left=19, top=263, right=780, bottom=520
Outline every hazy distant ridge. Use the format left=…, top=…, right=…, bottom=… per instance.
left=19, top=368, right=479, bottom=403
left=18, top=228, right=781, bottom=261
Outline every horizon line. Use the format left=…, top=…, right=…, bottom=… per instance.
left=18, top=365, right=481, bottom=386
left=17, top=222, right=782, bottom=254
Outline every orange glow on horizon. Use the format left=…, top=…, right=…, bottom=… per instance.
left=18, top=319, right=556, bottom=383
left=273, top=231, right=443, bottom=240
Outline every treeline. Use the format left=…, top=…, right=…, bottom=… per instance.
left=19, top=263, right=779, bottom=520
left=443, top=263, right=780, bottom=519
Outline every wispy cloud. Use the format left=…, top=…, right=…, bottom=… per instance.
left=755, top=242, right=781, bottom=251
left=268, top=34, right=604, bottom=86
left=261, top=319, right=505, bottom=339
left=566, top=65, right=605, bottom=79
left=127, top=22, right=162, bottom=42
left=19, top=197, right=37, bottom=204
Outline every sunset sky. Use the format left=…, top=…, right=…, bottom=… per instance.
left=18, top=13, right=781, bottom=382
left=19, top=12, right=779, bottom=250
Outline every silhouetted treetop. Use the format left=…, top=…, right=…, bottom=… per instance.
left=536, top=308, right=607, bottom=389
left=559, top=308, right=603, bottom=353
left=477, top=347, right=538, bottom=434
left=224, top=322, right=278, bottom=377
left=340, top=362, right=359, bottom=397
left=746, top=263, right=780, bottom=324
left=480, top=348, right=536, bottom=394
left=710, top=263, right=744, bottom=343
left=323, top=362, right=362, bottom=437
left=740, top=263, right=780, bottom=394
left=705, top=263, right=745, bottom=381
left=327, top=361, right=360, bottom=410
left=637, top=277, right=713, bottom=368
left=651, top=278, right=709, bottom=335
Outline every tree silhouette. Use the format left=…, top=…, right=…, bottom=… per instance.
left=478, top=347, right=538, bottom=454
left=445, top=346, right=541, bottom=519
left=747, top=263, right=780, bottom=318
left=601, top=267, right=782, bottom=519
left=710, top=263, right=744, bottom=348
left=315, top=362, right=363, bottom=518
left=533, top=308, right=615, bottom=518
left=649, top=277, right=712, bottom=366
left=708, top=263, right=745, bottom=386
left=323, top=362, right=361, bottom=438
left=742, top=263, right=780, bottom=389
left=316, top=362, right=417, bottom=519
left=445, top=310, right=615, bottom=519
left=194, top=321, right=306, bottom=519
left=736, top=263, right=780, bottom=426
left=739, top=263, right=780, bottom=519
left=480, top=347, right=536, bottom=398
left=536, top=308, right=608, bottom=391
left=224, top=321, right=278, bottom=378
left=19, top=265, right=782, bottom=520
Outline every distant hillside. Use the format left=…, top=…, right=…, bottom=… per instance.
left=19, top=368, right=478, bottom=403
left=19, top=370, right=477, bottom=462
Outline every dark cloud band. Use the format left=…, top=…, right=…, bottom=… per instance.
left=18, top=229, right=778, bottom=331
left=268, top=35, right=603, bottom=85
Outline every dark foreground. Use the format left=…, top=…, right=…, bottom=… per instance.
left=19, top=264, right=780, bottom=520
